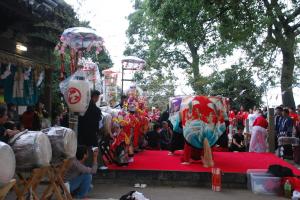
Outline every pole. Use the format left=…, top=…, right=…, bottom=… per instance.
left=121, top=64, right=124, bottom=96
left=268, top=108, right=275, bottom=153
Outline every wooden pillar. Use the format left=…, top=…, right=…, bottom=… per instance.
left=44, top=68, right=52, bottom=116
left=268, top=108, right=275, bottom=152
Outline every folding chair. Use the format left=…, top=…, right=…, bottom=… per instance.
left=14, top=167, right=49, bottom=200
left=41, top=159, right=72, bottom=200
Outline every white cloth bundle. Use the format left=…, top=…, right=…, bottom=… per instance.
left=9, top=130, right=52, bottom=171
left=0, top=141, right=15, bottom=186
left=42, top=126, right=77, bottom=164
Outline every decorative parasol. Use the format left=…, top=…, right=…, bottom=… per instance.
left=102, top=68, right=118, bottom=106
left=57, top=27, right=104, bottom=54
left=121, top=56, right=145, bottom=70
left=121, top=56, right=145, bottom=95
left=56, top=27, right=104, bottom=79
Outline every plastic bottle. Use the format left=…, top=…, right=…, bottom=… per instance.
left=284, top=179, right=292, bottom=198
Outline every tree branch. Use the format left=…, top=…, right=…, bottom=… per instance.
left=286, top=7, right=300, bottom=23
left=292, top=22, right=300, bottom=33
left=174, top=50, right=192, bottom=65
left=266, top=25, right=278, bottom=44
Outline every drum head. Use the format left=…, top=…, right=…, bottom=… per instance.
left=0, top=142, right=15, bottom=186
left=63, top=128, right=77, bottom=158
left=34, top=132, right=52, bottom=166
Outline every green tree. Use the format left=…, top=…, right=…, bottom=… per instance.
left=134, top=69, right=177, bottom=110
left=209, top=0, right=300, bottom=108
left=125, top=0, right=220, bottom=94
left=208, top=66, right=263, bottom=110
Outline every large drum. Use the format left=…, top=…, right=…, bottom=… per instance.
left=0, top=141, right=15, bottom=186
left=42, top=126, right=77, bottom=164
left=9, top=130, right=52, bottom=171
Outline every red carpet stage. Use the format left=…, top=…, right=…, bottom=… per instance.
left=108, top=150, right=300, bottom=176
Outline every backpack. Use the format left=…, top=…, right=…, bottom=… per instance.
left=267, top=164, right=294, bottom=177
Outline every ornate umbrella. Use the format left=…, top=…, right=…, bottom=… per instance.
left=58, top=27, right=104, bottom=53
left=121, top=56, right=145, bottom=95
left=56, top=27, right=104, bottom=79
left=121, top=56, right=145, bottom=70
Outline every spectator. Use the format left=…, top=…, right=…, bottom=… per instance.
left=160, top=121, right=172, bottom=150
left=21, top=106, right=41, bottom=131
left=249, top=110, right=268, bottom=152
left=159, top=105, right=169, bottom=123
left=169, top=122, right=184, bottom=156
left=262, top=106, right=268, bottom=119
left=36, top=102, right=48, bottom=121
left=229, top=126, right=246, bottom=152
left=78, top=90, right=102, bottom=147
left=60, top=107, right=69, bottom=128
left=237, top=106, right=248, bottom=131
left=228, top=108, right=237, bottom=137
left=64, top=145, right=98, bottom=199
left=247, top=108, right=259, bottom=145
left=274, top=106, right=283, bottom=149
left=7, top=103, right=19, bottom=127
left=215, top=120, right=230, bottom=151
left=0, top=105, right=19, bottom=143
left=279, top=108, right=293, bottom=137
left=274, top=106, right=283, bottom=136
left=288, top=107, right=298, bottom=126
left=145, top=123, right=161, bottom=150
left=78, top=90, right=106, bottom=169
left=278, top=108, right=294, bottom=159
left=114, top=95, right=128, bottom=109
left=41, top=112, right=51, bottom=129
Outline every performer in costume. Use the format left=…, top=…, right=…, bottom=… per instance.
left=180, top=96, right=228, bottom=167
left=249, top=110, right=268, bottom=152
left=111, top=123, right=129, bottom=166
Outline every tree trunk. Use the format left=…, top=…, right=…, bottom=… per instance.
left=188, top=43, right=200, bottom=93
left=192, top=54, right=200, bottom=89
left=280, top=36, right=296, bottom=108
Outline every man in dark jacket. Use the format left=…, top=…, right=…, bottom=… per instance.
left=78, top=90, right=102, bottom=146
left=145, top=123, right=161, bottom=150
left=78, top=90, right=104, bottom=168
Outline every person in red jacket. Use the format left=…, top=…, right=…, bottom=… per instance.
left=288, top=107, right=298, bottom=126
left=249, top=110, right=268, bottom=152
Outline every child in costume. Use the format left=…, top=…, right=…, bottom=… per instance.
left=111, top=123, right=129, bottom=166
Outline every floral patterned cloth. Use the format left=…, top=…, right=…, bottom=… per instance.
left=249, top=125, right=268, bottom=152
left=181, top=96, right=228, bottom=149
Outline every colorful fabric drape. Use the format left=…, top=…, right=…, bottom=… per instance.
left=249, top=126, right=267, bottom=152
left=181, top=96, right=228, bottom=149
left=0, top=64, right=40, bottom=105
left=169, top=97, right=184, bottom=133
